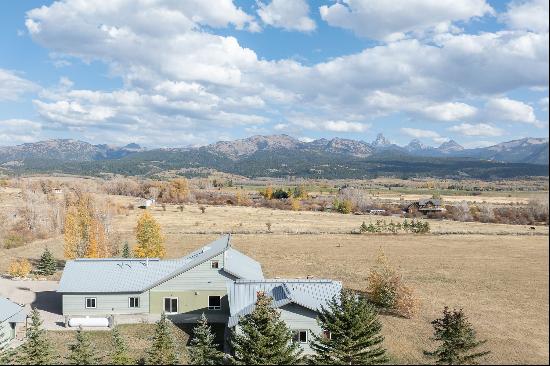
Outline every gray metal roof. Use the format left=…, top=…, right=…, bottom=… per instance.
left=58, top=235, right=248, bottom=293
left=227, top=279, right=342, bottom=327
left=223, top=248, right=264, bottom=280
left=0, top=297, right=26, bottom=323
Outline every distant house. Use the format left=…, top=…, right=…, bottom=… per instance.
left=405, top=199, right=444, bottom=214
left=227, top=279, right=342, bottom=355
left=0, top=297, right=26, bottom=350
left=53, top=188, right=63, bottom=194
left=138, top=198, right=156, bottom=209
left=369, top=209, right=386, bottom=215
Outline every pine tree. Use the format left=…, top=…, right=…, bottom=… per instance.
left=231, top=292, right=303, bottom=365
left=122, top=241, right=131, bottom=258
left=36, top=247, right=57, bottom=276
left=309, top=289, right=388, bottom=365
left=67, top=327, right=96, bottom=365
left=134, top=211, right=166, bottom=258
left=424, top=307, right=490, bottom=365
left=146, top=313, right=178, bottom=365
left=110, top=326, right=133, bottom=365
left=19, top=308, right=55, bottom=365
left=189, top=314, right=224, bottom=365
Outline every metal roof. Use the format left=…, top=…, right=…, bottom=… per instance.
left=58, top=235, right=245, bottom=293
left=227, top=279, right=342, bottom=327
left=223, top=248, right=264, bottom=280
left=0, top=297, right=26, bottom=323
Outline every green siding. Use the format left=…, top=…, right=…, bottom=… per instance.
left=62, top=292, right=150, bottom=316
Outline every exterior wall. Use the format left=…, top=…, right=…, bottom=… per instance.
left=62, top=291, right=150, bottom=316
left=279, top=304, right=322, bottom=355
left=149, top=253, right=235, bottom=323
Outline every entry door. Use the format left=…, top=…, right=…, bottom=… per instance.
left=164, top=297, right=178, bottom=314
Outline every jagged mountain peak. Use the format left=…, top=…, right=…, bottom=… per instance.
left=438, top=139, right=464, bottom=153
left=372, top=133, right=391, bottom=147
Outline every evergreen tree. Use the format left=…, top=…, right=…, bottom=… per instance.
left=110, top=326, right=133, bottom=365
left=19, top=308, right=55, bottom=365
left=146, top=313, right=178, bottom=365
left=122, top=241, right=131, bottom=258
left=36, top=247, right=57, bottom=276
left=424, top=307, right=490, bottom=365
left=309, top=289, right=388, bottom=365
left=134, top=211, right=166, bottom=258
left=231, top=292, right=303, bottom=365
left=67, top=327, right=96, bottom=365
left=188, top=314, right=224, bottom=365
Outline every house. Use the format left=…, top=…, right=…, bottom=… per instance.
left=138, top=198, right=156, bottom=209
left=405, top=199, right=444, bottom=214
left=57, top=235, right=263, bottom=324
left=0, top=297, right=26, bottom=350
left=227, top=279, right=342, bottom=355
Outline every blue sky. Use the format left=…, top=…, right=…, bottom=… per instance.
left=0, top=0, right=548, bottom=148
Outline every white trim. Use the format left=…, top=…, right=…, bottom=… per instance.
left=128, top=297, right=140, bottom=308
left=163, top=297, right=178, bottom=314
left=208, top=295, right=221, bottom=310
left=293, top=330, right=308, bottom=344
left=85, top=297, right=97, bottom=309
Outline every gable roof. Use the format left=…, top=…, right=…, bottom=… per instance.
left=227, top=279, right=342, bottom=327
left=0, top=297, right=26, bottom=324
left=223, top=248, right=264, bottom=280
left=58, top=235, right=260, bottom=293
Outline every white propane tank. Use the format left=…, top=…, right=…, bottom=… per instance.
left=68, top=316, right=109, bottom=327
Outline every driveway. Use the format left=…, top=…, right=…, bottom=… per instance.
left=0, top=276, right=65, bottom=330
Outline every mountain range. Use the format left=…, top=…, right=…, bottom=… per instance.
left=0, top=134, right=548, bottom=179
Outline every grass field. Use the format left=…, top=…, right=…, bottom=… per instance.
left=1, top=187, right=548, bottom=364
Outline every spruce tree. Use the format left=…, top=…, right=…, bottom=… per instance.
left=309, top=289, right=388, bottom=365
left=424, top=307, right=490, bottom=365
left=146, top=312, right=178, bottom=365
left=189, top=314, right=224, bottom=365
left=67, top=327, right=96, bottom=365
left=19, top=308, right=55, bottom=365
left=231, top=292, right=303, bottom=365
left=36, top=247, right=57, bottom=276
left=110, top=326, right=133, bottom=365
left=122, top=241, right=131, bottom=258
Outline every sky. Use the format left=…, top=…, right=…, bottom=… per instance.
left=0, top=0, right=548, bottom=148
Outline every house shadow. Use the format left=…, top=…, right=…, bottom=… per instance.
left=31, top=290, right=63, bottom=315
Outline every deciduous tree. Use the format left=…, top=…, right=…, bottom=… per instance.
left=134, top=211, right=165, bottom=258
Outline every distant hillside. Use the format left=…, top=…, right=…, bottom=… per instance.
left=0, top=135, right=547, bottom=179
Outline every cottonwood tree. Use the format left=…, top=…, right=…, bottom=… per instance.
left=231, top=292, right=302, bottom=365
left=19, top=308, right=55, bottom=365
left=146, top=313, right=178, bottom=365
left=134, top=211, right=166, bottom=258
left=309, top=289, right=388, bottom=365
left=424, top=307, right=490, bottom=365
left=67, top=327, right=96, bottom=365
left=110, top=326, right=133, bottom=365
left=36, top=247, right=57, bottom=276
left=188, top=314, right=224, bottom=365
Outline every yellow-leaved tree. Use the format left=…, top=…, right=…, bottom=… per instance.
left=64, top=206, right=80, bottom=259
left=134, top=211, right=165, bottom=258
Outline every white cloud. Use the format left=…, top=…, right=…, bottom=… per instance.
left=400, top=127, right=448, bottom=143
left=448, top=123, right=504, bottom=136
left=322, top=120, right=370, bottom=133
left=0, top=119, right=43, bottom=145
left=421, top=102, right=478, bottom=121
left=258, top=0, right=316, bottom=32
left=319, top=0, right=493, bottom=41
left=500, top=0, right=549, bottom=32
left=484, top=97, right=542, bottom=126
left=0, top=69, right=38, bottom=101
left=539, top=97, right=549, bottom=111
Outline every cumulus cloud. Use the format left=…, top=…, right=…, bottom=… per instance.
left=0, top=69, right=39, bottom=101
left=484, top=97, right=543, bottom=126
left=0, top=119, right=43, bottom=145
left=448, top=123, right=504, bottom=136
left=400, top=127, right=448, bottom=144
left=500, top=0, right=549, bottom=32
left=319, top=0, right=493, bottom=41
left=258, top=0, right=316, bottom=32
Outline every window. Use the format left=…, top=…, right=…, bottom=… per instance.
left=129, top=297, right=140, bottom=308
left=323, top=330, right=332, bottom=340
left=208, top=296, right=221, bottom=310
left=85, top=297, right=96, bottom=309
left=164, top=297, right=178, bottom=314
left=211, top=260, right=219, bottom=269
left=293, top=330, right=308, bottom=344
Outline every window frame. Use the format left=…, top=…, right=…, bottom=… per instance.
left=163, top=297, right=178, bottom=314
left=85, top=297, right=97, bottom=309
left=293, top=330, right=308, bottom=344
left=210, top=260, right=219, bottom=269
left=208, top=295, right=222, bottom=310
left=128, top=296, right=140, bottom=308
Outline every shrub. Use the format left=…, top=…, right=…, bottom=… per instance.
left=3, top=233, right=28, bottom=249
left=272, top=189, right=290, bottom=200
left=199, top=206, right=206, bottom=214
left=333, top=198, right=353, bottom=214
left=8, top=258, right=32, bottom=278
